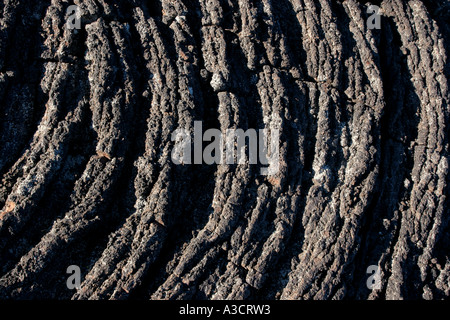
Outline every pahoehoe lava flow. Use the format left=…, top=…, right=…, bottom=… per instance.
left=0, top=0, right=449, bottom=300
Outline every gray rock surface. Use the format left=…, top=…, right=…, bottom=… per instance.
left=0, top=0, right=449, bottom=300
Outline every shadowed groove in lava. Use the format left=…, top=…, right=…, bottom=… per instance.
left=348, top=15, right=419, bottom=299
left=0, top=1, right=52, bottom=178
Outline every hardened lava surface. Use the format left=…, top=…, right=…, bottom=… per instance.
left=0, top=0, right=449, bottom=300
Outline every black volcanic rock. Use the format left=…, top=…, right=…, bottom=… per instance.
left=0, top=0, right=449, bottom=300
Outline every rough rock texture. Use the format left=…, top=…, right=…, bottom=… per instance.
left=0, top=0, right=449, bottom=300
